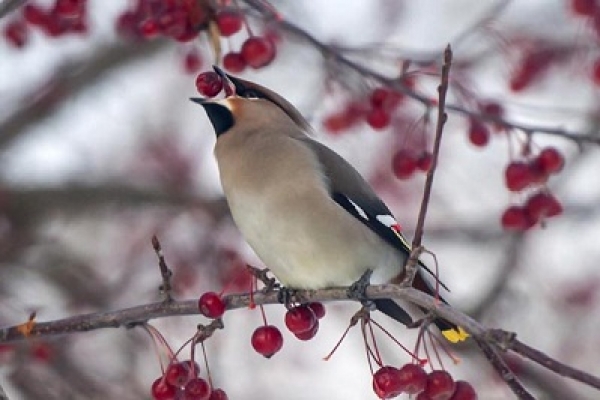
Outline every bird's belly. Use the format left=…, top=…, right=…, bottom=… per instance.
left=226, top=190, right=402, bottom=289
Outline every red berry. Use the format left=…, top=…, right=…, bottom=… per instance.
left=215, top=10, right=243, bottom=37
left=115, top=11, right=140, bottom=39
left=3, top=19, right=28, bottom=48
left=195, top=72, right=224, bottom=98
left=537, top=147, right=564, bottom=174
left=501, top=206, right=534, bottom=231
left=504, top=161, right=533, bottom=192
left=323, top=113, right=353, bottom=133
left=509, top=50, right=555, bottom=92
left=323, top=102, right=367, bottom=133
left=571, top=0, right=597, bottom=16
left=372, top=366, right=403, bottom=399
left=370, top=87, right=403, bottom=110
left=152, top=377, right=178, bottom=400
left=416, top=152, right=433, bottom=172
left=241, top=36, right=276, bottom=69
left=198, top=292, right=226, bottom=318
left=181, top=360, right=200, bottom=377
left=366, top=107, right=391, bottom=130
left=183, top=377, right=210, bottom=400
left=396, top=363, right=427, bottom=395
left=251, top=325, right=283, bottom=358
left=307, top=302, right=326, bottom=319
left=184, top=50, right=203, bottom=74
left=392, top=150, right=417, bottom=180
left=165, top=362, right=191, bottom=387
left=284, top=305, right=317, bottom=334
left=449, top=381, right=478, bottom=400
left=424, top=370, right=455, bottom=400
left=54, top=0, right=84, bottom=18
left=593, top=58, right=600, bottom=86
left=416, top=393, right=432, bottom=400
left=525, top=192, right=563, bottom=221
left=468, top=118, right=490, bottom=147
left=140, top=19, right=161, bottom=38
left=209, top=388, right=229, bottom=400
left=294, top=320, right=319, bottom=341
left=223, top=52, right=246, bottom=73
left=23, top=4, right=48, bottom=26
left=481, top=101, right=504, bottom=119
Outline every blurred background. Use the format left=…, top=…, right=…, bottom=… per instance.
left=1, top=0, right=600, bottom=399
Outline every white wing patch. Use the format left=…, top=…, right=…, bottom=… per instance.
left=376, top=214, right=402, bottom=233
left=347, top=197, right=369, bottom=220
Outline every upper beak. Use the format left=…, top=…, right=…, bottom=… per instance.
left=213, top=65, right=236, bottom=97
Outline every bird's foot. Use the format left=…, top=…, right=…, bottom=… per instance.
left=277, top=286, right=299, bottom=306
left=246, top=265, right=280, bottom=293
left=347, top=269, right=374, bottom=308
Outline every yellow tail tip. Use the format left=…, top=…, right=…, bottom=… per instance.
left=442, top=326, right=470, bottom=343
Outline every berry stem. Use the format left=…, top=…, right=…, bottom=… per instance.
left=365, top=317, right=383, bottom=367
left=258, top=304, right=268, bottom=326
left=427, top=329, right=445, bottom=371
left=200, top=341, right=214, bottom=389
left=370, top=318, right=424, bottom=364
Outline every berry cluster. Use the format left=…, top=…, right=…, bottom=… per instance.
left=152, top=360, right=228, bottom=400
left=501, top=147, right=564, bottom=231
left=3, top=0, right=88, bottom=48
left=391, top=150, right=433, bottom=180
left=215, top=9, right=277, bottom=72
left=372, top=364, right=477, bottom=400
left=322, top=84, right=438, bottom=180
left=250, top=302, right=326, bottom=358
left=323, top=84, right=410, bottom=134
left=285, top=302, right=325, bottom=340
left=116, top=0, right=209, bottom=42
left=3, top=1, right=278, bottom=75
left=147, top=291, right=229, bottom=399
left=567, top=0, right=600, bottom=85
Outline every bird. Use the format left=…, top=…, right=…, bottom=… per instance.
left=191, top=66, right=468, bottom=343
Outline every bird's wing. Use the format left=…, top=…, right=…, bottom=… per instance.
left=301, top=137, right=444, bottom=287
left=301, top=138, right=469, bottom=343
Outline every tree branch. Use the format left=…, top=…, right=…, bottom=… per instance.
left=242, top=0, right=600, bottom=146
left=1, top=283, right=598, bottom=395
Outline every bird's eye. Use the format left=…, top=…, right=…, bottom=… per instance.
left=243, top=90, right=262, bottom=99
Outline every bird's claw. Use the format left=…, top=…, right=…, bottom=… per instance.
left=277, top=286, right=298, bottom=306
left=347, top=269, right=374, bottom=306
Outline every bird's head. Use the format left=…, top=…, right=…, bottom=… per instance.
left=191, top=66, right=310, bottom=137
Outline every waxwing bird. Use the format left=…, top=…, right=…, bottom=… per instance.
left=191, top=67, right=468, bottom=343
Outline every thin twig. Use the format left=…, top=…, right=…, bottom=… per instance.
left=473, top=336, right=535, bottom=400
left=413, top=45, right=452, bottom=249
left=401, top=45, right=452, bottom=287
left=489, top=330, right=600, bottom=391
left=152, top=236, right=173, bottom=301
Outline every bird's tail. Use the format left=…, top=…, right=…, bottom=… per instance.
left=411, top=271, right=469, bottom=343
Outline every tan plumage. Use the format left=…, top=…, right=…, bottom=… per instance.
left=192, top=67, right=468, bottom=343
